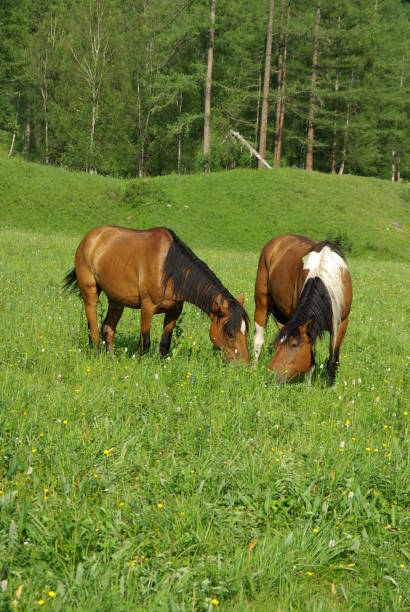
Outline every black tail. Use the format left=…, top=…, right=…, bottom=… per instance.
left=63, top=268, right=80, bottom=296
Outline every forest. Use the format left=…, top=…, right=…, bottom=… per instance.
left=1, top=0, right=409, bottom=180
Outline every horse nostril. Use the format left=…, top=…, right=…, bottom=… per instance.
left=276, top=374, right=284, bottom=386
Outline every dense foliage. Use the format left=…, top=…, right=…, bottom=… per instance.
left=1, top=0, right=409, bottom=179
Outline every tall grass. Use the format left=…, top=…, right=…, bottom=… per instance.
left=0, top=222, right=408, bottom=610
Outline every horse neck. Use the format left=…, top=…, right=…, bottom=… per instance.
left=182, top=285, right=228, bottom=321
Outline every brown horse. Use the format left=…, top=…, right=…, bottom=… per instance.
left=254, top=234, right=352, bottom=384
left=64, top=226, right=250, bottom=363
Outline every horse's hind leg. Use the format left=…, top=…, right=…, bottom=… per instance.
left=160, top=303, right=183, bottom=356
left=137, top=302, right=155, bottom=355
left=79, top=282, right=100, bottom=349
left=102, top=301, right=124, bottom=350
left=327, top=317, right=349, bottom=385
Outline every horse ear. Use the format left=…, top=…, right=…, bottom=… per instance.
left=277, top=321, right=284, bottom=330
left=237, top=292, right=245, bottom=306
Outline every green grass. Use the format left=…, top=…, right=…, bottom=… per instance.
left=0, top=157, right=409, bottom=259
left=0, top=159, right=409, bottom=610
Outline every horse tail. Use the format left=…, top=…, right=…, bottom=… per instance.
left=63, top=267, right=80, bottom=296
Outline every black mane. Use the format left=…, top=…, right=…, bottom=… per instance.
left=275, top=277, right=333, bottom=346
left=162, top=229, right=249, bottom=336
left=275, top=240, right=346, bottom=346
left=314, top=240, right=345, bottom=260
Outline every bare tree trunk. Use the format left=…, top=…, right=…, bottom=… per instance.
left=177, top=91, right=183, bottom=174
left=391, top=149, right=396, bottom=182
left=230, top=130, right=272, bottom=169
left=274, top=0, right=285, bottom=165
left=339, top=72, right=353, bottom=175
left=275, top=5, right=290, bottom=168
left=338, top=109, right=349, bottom=176
left=71, top=0, right=109, bottom=173
left=258, top=0, right=275, bottom=169
left=203, top=0, right=216, bottom=174
left=331, top=15, right=341, bottom=174
left=40, top=47, right=49, bottom=163
left=392, top=54, right=405, bottom=183
left=8, top=131, right=16, bottom=158
left=306, top=0, right=321, bottom=171
left=23, top=104, right=31, bottom=158
left=39, top=17, right=57, bottom=164
left=254, top=59, right=262, bottom=155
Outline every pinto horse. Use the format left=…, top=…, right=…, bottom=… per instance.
left=253, top=234, right=352, bottom=384
left=64, top=226, right=250, bottom=363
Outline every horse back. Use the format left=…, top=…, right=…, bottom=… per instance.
left=74, top=226, right=173, bottom=307
left=257, top=235, right=315, bottom=318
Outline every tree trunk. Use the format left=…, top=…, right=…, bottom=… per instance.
left=338, top=115, right=350, bottom=176
left=391, top=149, right=396, bottom=182
left=392, top=54, right=405, bottom=183
left=8, top=131, right=16, bottom=158
left=258, top=0, right=275, bottom=169
left=339, top=72, right=353, bottom=175
left=203, top=0, right=216, bottom=174
left=274, top=1, right=290, bottom=168
left=70, top=0, right=109, bottom=174
left=23, top=104, right=31, bottom=158
left=40, top=49, right=49, bottom=164
left=331, top=15, right=341, bottom=174
left=90, top=89, right=97, bottom=161
left=338, top=105, right=350, bottom=175
left=306, top=0, right=321, bottom=172
left=254, top=59, right=262, bottom=155
left=273, top=0, right=285, bottom=165
left=230, top=130, right=272, bottom=169
left=177, top=91, right=183, bottom=174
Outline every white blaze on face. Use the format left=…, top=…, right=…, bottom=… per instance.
left=253, top=322, right=265, bottom=361
left=302, top=246, right=347, bottom=350
left=241, top=319, right=246, bottom=335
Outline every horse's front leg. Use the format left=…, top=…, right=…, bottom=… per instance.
left=327, top=317, right=349, bottom=385
left=305, top=350, right=316, bottom=385
left=253, top=300, right=272, bottom=366
left=159, top=303, right=183, bottom=356
left=137, top=303, right=155, bottom=355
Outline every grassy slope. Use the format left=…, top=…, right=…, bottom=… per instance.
left=0, top=158, right=409, bottom=259
left=0, top=159, right=409, bottom=609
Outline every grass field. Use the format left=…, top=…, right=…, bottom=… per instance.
left=0, top=159, right=409, bottom=610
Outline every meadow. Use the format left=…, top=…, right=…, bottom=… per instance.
left=0, top=158, right=409, bottom=610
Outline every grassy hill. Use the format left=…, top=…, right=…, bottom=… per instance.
left=0, top=157, right=408, bottom=259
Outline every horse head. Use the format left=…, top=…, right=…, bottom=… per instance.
left=269, top=320, right=313, bottom=383
left=209, top=292, right=250, bottom=364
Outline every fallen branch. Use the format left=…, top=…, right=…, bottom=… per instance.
left=229, top=129, right=272, bottom=169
